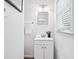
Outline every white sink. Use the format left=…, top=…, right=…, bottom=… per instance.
left=34, top=38, right=53, bottom=41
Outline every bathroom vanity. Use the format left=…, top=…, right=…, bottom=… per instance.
left=34, top=38, right=54, bottom=59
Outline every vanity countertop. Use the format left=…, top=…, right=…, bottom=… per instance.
left=34, top=38, right=54, bottom=41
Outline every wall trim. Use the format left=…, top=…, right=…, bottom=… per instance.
left=24, top=55, right=34, bottom=58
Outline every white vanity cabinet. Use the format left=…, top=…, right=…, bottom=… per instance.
left=34, top=38, right=54, bottom=59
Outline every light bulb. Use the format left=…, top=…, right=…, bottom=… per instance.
left=38, top=4, right=48, bottom=12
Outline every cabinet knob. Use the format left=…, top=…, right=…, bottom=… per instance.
left=45, top=46, right=46, bottom=48
left=42, top=46, right=46, bottom=48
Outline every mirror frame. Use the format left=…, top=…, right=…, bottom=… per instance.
left=5, top=0, right=23, bottom=12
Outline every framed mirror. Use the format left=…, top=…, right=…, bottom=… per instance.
left=37, top=12, right=48, bottom=25
left=5, top=0, right=23, bottom=12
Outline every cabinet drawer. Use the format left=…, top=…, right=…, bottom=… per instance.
left=34, top=41, right=53, bottom=45
left=34, top=41, right=42, bottom=45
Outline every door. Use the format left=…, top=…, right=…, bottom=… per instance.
left=45, top=44, right=54, bottom=59
left=34, top=45, right=43, bottom=59
left=4, top=1, right=24, bottom=59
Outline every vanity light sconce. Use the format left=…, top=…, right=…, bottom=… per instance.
left=39, top=4, right=48, bottom=12
left=40, top=4, right=47, bottom=8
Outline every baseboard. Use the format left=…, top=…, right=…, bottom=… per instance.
left=24, top=55, right=34, bottom=58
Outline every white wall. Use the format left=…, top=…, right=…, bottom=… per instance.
left=24, top=0, right=55, bottom=56
left=4, top=1, right=24, bottom=59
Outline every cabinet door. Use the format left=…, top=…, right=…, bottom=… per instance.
left=34, top=45, right=43, bottom=59
left=45, top=44, right=54, bottom=59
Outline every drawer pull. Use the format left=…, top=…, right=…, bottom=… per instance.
left=42, top=47, right=43, bottom=48
left=43, top=46, right=46, bottom=48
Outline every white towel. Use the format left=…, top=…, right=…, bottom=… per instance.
left=24, top=23, right=32, bottom=34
